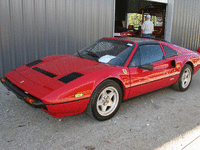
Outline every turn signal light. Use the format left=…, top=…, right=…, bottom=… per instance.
left=25, top=97, right=35, bottom=105
left=1, top=78, right=5, bottom=82
left=75, top=93, right=83, bottom=98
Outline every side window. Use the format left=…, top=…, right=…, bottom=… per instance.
left=128, top=49, right=140, bottom=67
left=140, top=45, right=164, bottom=65
left=108, top=46, right=134, bottom=66
left=162, top=45, right=178, bottom=58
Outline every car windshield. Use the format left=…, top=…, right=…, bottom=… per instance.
left=74, top=39, right=135, bottom=66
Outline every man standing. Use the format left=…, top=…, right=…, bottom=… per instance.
left=140, top=14, right=154, bottom=38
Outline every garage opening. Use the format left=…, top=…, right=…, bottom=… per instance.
left=115, top=0, right=167, bottom=39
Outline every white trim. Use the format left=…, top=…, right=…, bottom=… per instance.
left=148, top=0, right=168, bottom=4
left=113, top=0, right=116, bottom=37
left=164, top=0, right=174, bottom=42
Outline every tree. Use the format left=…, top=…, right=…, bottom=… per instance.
left=128, top=13, right=142, bottom=29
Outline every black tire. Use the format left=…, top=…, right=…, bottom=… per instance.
left=173, top=64, right=193, bottom=91
left=86, top=79, right=122, bottom=121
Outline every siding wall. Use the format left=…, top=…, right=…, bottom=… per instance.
left=171, top=0, right=200, bottom=51
left=0, top=0, right=115, bottom=77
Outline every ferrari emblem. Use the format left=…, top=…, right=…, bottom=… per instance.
left=122, top=69, right=127, bottom=74
left=20, top=80, right=24, bottom=84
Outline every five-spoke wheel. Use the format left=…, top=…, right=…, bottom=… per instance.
left=96, top=86, right=119, bottom=116
left=181, top=67, right=192, bottom=89
left=173, top=64, right=193, bottom=91
left=86, top=79, right=122, bottom=121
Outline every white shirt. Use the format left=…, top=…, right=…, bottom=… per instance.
left=141, top=20, right=154, bottom=34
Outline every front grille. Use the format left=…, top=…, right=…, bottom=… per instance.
left=1, top=77, right=47, bottom=109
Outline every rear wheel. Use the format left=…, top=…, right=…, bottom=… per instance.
left=86, top=79, right=122, bottom=121
left=173, top=64, right=193, bottom=91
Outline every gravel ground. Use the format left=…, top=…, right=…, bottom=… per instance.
left=1, top=71, right=200, bottom=150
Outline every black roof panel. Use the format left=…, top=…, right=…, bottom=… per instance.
left=117, top=37, right=159, bottom=45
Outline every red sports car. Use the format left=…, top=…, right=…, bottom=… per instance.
left=1, top=37, right=200, bottom=121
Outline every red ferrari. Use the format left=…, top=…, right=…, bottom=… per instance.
left=1, top=37, right=200, bottom=121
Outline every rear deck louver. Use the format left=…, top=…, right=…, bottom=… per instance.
left=58, top=72, right=83, bottom=84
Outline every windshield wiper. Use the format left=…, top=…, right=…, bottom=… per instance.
left=77, top=50, right=83, bottom=58
left=85, top=50, right=100, bottom=61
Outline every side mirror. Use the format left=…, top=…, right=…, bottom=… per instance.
left=139, top=64, right=154, bottom=71
left=197, top=47, right=200, bottom=53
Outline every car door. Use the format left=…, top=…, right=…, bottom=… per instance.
left=127, top=44, right=176, bottom=99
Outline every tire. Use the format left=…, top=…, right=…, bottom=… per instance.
left=173, top=64, right=193, bottom=91
left=86, top=79, right=122, bottom=121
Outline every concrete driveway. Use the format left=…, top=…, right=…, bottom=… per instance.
left=1, top=71, right=200, bottom=150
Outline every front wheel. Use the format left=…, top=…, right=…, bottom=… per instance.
left=86, top=79, right=122, bottom=121
left=173, top=64, right=193, bottom=91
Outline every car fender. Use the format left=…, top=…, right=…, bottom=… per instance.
left=87, top=67, right=131, bottom=100
left=42, top=66, right=130, bottom=105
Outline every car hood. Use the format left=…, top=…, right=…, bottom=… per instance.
left=13, top=55, right=112, bottom=91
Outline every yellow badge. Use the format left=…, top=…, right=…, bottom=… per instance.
left=75, top=93, right=83, bottom=98
left=122, top=69, right=127, bottom=74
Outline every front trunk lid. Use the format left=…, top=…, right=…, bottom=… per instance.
left=13, top=55, right=100, bottom=90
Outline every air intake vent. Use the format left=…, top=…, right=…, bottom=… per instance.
left=26, top=59, right=43, bottom=67
left=58, top=72, right=83, bottom=84
left=32, top=67, right=57, bottom=78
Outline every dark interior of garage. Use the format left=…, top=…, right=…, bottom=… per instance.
left=115, top=0, right=167, bottom=39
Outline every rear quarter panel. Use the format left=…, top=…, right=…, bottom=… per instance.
left=160, top=42, right=200, bottom=75
left=172, top=53, right=200, bottom=75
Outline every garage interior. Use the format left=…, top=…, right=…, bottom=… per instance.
left=115, top=0, right=167, bottom=39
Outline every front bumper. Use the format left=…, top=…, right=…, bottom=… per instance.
left=1, top=77, right=47, bottom=109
